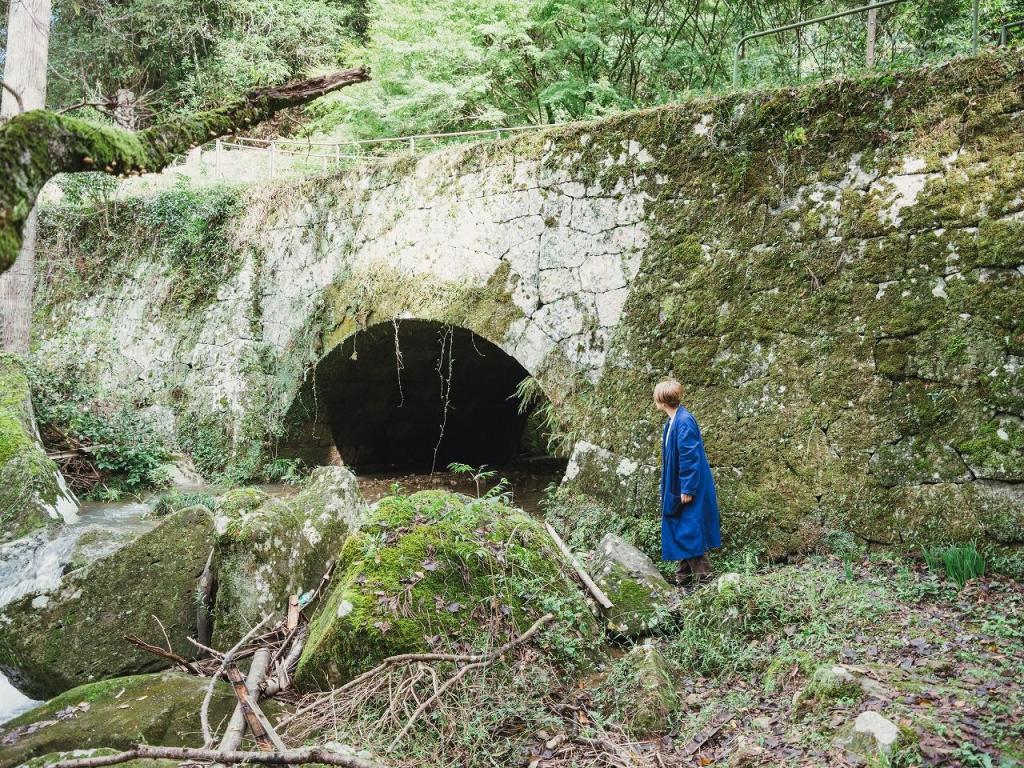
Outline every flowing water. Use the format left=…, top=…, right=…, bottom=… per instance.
left=0, top=499, right=158, bottom=725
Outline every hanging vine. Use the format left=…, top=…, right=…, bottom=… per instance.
left=393, top=318, right=405, bottom=408
left=430, top=324, right=455, bottom=474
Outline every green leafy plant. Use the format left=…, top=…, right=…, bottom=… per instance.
left=447, top=461, right=497, bottom=498
left=262, top=456, right=307, bottom=485
left=27, top=361, right=170, bottom=496
left=923, top=542, right=986, bottom=589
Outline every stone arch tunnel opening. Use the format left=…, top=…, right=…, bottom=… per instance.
left=282, top=320, right=559, bottom=476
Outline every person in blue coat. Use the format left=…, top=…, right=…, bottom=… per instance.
left=655, top=378, right=721, bottom=585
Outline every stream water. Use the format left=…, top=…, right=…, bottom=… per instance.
left=0, top=462, right=564, bottom=726
left=0, top=499, right=158, bottom=725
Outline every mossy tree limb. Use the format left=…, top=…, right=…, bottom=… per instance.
left=0, top=66, right=370, bottom=274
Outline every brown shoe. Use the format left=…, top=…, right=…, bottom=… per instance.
left=672, top=571, right=693, bottom=587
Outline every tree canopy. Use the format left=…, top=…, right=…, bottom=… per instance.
left=6, top=0, right=1022, bottom=142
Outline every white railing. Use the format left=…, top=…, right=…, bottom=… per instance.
left=208, top=124, right=546, bottom=181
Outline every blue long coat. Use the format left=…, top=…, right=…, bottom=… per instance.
left=660, top=406, right=722, bottom=561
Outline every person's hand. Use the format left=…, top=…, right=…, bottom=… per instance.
left=680, top=493, right=693, bottom=504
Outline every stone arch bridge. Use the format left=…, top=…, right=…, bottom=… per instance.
left=34, top=52, right=1024, bottom=558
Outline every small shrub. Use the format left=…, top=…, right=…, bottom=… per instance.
left=27, top=361, right=169, bottom=496
left=923, top=542, right=986, bottom=589
left=262, top=457, right=307, bottom=485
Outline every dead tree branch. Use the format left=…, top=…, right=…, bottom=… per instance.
left=30, top=745, right=386, bottom=768
left=544, top=522, right=613, bottom=610
left=123, top=634, right=201, bottom=675
left=0, top=66, right=370, bottom=274
left=282, top=613, right=555, bottom=735
left=200, top=614, right=273, bottom=748
left=0, top=79, right=24, bottom=113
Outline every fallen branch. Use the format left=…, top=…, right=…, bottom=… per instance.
left=200, top=614, right=273, bottom=748
left=224, top=661, right=286, bottom=751
left=387, top=658, right=484, bottom=751
left=32, top=745, right=386, bottom=768
left=0, top=66, right=370, bottom=274
left=680, top=708, right=734, bottom=757
left=544, top=522, right=613, bottom=610
left=123, top=634, right=201, bottom=676
left=197, top=548, right=217, bottom=651
left=217, top=648, right=273, bottom=759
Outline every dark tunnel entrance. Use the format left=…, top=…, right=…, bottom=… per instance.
left=283, top=320, right=553, bottom=473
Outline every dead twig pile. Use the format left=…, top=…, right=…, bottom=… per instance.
left=281, top=612, right=556, bottom=749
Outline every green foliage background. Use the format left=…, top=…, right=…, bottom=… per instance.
left=4, top=0, right=1024, bottom=140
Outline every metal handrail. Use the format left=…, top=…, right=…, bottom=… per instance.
left=1001, top=19, right=1024, bottom=45
left=229, top=124, right=541, bottom=150
left=210, top=122, right=549, bottom=179
left=732, top=0, right=980, bottom=87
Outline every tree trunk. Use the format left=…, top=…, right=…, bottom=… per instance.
left=0, top=66, right=369, bottom=275
left=0, top=0, right=51, bottom=353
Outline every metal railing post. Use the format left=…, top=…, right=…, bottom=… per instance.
left=1001, top=19, right=1024, bottom=45
left=270, top=141, right=277, bottom=179
left=215, top=138, right=222, bottom=179
left=408, top=137, right=415, bottom=152
left=733, top=0, right=912, bottom=88
left=973, top=0, right=980, bottom=53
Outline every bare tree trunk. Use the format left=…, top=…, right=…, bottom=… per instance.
left=0, top=0, right=51, bottom=353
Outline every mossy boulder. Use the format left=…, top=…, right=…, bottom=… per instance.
left=0, top=671, right=260, bottom=768
left=0, top=508, right=213, bottom=699
left=0, top=354, right=78, bottom=542
left=596, top=642, right=680, bottom=736
left=211, top=467, right=367, bottom=645
left=294, top=491, right=600, bottom=690
left=589, top=533, right=673, bottom=637
left=792, top=664, right=865, bottom=714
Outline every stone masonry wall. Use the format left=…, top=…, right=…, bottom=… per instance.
left=33, top=52, right=1024, bottom=560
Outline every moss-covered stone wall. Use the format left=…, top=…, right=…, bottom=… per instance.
left=32, top=52, right=1023, bottom=557
left=555, top=52, right=1024, bottom=561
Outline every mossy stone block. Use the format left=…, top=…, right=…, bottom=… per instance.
left=295, top=491, right=599, bottom=689
left=212, top=467, right=368, bottom=645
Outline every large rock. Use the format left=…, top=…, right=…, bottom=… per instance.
left=0, top=508, right=212, bottom=699
left=0, top=671, right=251, bottom=768
left=0, top=355, right=77, bottom=542
left=211, top=466, right=368, bottom=645
left=295, top=491, right=600, bottom=690
left=589, top=533, right=673, bottom=637
left=596, top=642, right=680, bottom=735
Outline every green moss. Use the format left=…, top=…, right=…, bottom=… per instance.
left=149, top=489, right=216, bottom=516
left=0, top=355, right=69, bottom=540
left=295, top=491, right=600, bottom=689
left=212, top=467, right=364, bottom=646
left=0, top=672, right=259, bottom=768
left=595, top=643, right=681, bottom=736
left=215, top=486, right=270, bottom=526
left=0, top=507, right=213, bottom=699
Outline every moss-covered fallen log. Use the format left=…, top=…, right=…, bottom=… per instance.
left=0, top=66, right=369, bottom=274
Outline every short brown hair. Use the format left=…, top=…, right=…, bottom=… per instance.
left=653, top=378, right=682, bottom=408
